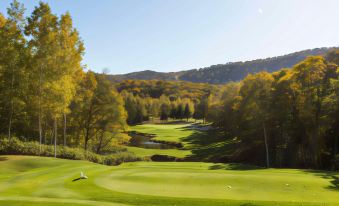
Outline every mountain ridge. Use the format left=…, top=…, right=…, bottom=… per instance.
left=107, top=47, right=338, bottom=84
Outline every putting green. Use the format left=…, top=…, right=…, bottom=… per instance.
left=0, top=155, right=338, bottom=206
left=98, top=162, right=338, bottom=202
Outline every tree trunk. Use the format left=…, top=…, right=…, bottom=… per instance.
left=84, top=102, right=94, bottom=150
left=8, top=100, right=13, bottom=140
left=84, top=126, right=90, bottom=150
left=334, top=135, right=338, bottom=170
left=38, top=111, right=42, bottom=155
left=96, top=133, right=103, bottom=154
left=38, top=65, right=43, bottom=155
left=301, top=144, right=307, bottom=168
left=311, top=87, right=323, bottom=169
left=54, top=117, right=57, bottom=158
left=263, top=122, right=270, bottom=168
left=63, top=113, right=67, bottom=146
left=43, top=118, right=47, bottom=144
left=8, top=66, right=15, bottom=140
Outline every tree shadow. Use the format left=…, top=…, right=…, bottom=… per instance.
left=0, top=157, right=8, bottom=161
left=302, top=170, right=339, bottom=191
left=156, top=120, right=189, bottom=125
left=181, top=126, right=269, bottom=170
left=181, top=127, right=238, bottom=162
left=209, top=163, right=263, bottom=171
left=182, top=124, right=339, bottom=191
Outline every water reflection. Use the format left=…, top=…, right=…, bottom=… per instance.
left=128, top=133, right=177, bottom=149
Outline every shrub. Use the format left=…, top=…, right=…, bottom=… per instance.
left=0, top=137, right=140, bottom=166
left=58, top=147, right=85, bottom=160
left=103, top=152, right=142, bottom=165
left=151, top=154, right=176, bottom=162
left=85, top=152, right=103, bottom=164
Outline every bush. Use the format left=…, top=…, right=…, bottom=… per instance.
left=0, top=137, right=140, bottom=166
left=151, top=154, right=176, bottom=162
left=85, top=152, right=103, bottom=164
left=58, top=147, right=85, bottom=160
left=103, top=152, right=142, bottom=165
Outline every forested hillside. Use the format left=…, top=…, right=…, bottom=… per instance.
left=116, top=80, right=218, bottom=98
left=108, top=70, right=189, bottom=81
left=109, top=47, right=337, bottom=84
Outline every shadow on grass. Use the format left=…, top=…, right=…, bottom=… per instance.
left=182, top=124, right=339, bottom=191
left=209, top=163, right=263, bottom=170
left=181, top=127, right=238, bottom=163
left=0, top=156, right=8, bottom=161
left=302, top=170, right=339, bottom=191
left=72, top=177, right=85, bottom=182
left=155, top=120, right=190, bottom=125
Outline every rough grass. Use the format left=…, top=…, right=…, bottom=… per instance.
left=0, top=155, right=338, bottom=206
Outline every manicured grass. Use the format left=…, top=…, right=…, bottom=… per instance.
left=0, top=155, right=338, bottom=206
left=130, top=123, right=194, bottom=145
left=124, top=146, right=191, bottom=158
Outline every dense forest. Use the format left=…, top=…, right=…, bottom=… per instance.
left=115, top=80, right=215, bottom=124
left=0, top=1, right=338, bottom=170
left=109, top=47, right=337, bottom=84
left=207, top=51, right=339, bottom=169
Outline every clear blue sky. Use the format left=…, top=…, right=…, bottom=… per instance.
left=1, top=0, right=339, bottom=74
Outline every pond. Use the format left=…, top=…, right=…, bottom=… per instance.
left=128, top=132, right=178, bottom=149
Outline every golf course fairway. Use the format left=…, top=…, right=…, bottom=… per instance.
left=0, top=155, right=338, bottom=206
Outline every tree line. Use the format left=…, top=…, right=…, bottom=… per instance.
left=114, top=79, right=213, bottom=124
left=121, top=91, right=209, bottom=124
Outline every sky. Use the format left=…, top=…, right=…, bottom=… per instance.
left=1, top=0, right=339, bottom=74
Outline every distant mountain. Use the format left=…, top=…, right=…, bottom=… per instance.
left=107, top=70, right=188, bottom=82
left=107, top=47, right=338, bottom=84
